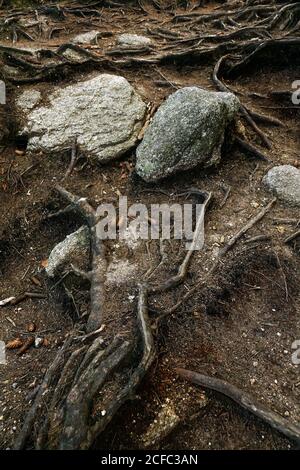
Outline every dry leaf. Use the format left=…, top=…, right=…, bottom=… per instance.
left=6, top=338, right=23, bottom=350
left=27, top=322, right=36, bottom=333
left=17, top=337, right=35, bottom=356
left=41, top=259, right=48, bottom=268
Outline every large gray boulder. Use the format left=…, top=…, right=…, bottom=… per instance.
left=263, top=165, right=300, bottom=207
left=18, top=74, right=147, bottom=162
left=136, top=87, right=239, bottom=182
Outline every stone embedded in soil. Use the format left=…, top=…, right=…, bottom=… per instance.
left=72, top=30, right=100, bottom=44
left=16, top=89, right=41, bottom=111
left=18, top=74, right=147, bottom=162
left=116, top=33, right=152, bottom=47
left=135, top=87, right=239, bottom=182
left=46, top=226, right=90, bottom=278
left=140, top=402, right=180, bottom=448
left=263, top=165, right=300, bottom=207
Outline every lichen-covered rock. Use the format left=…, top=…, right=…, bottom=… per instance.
left=16, top=89, right=41, bottom=111
left=18, top=74, right=147, bottom=162
left=46, top=226, right=90, bottom=278
left=263, top=165, right=300, bottom=207
left=116, top=33, right=152, bottom=47
left=72, top=30, right=100, bottom=44
left=136, top=87, right=239, bottom=182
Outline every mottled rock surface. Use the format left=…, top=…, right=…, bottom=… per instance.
left=72, top=30, right=100, bottom=44
left=19, top=74, right=147, bottom=162
left=263, top=165, right=300, bottom=206
left=136, top=87, right=239, bottom=182
left=16, top=89, right=41, bottom=111
left=116, top=33, right=152, bottom=47
left=46, top=226, right=90, bottom=277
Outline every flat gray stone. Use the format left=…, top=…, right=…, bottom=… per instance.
left=263, top=165, right=300, bottom=207
left=19, top=74, right=147, bottom=162
left=16, top=89, right=41, bottom=111
left=136, top=87, right=239, bottom=182
left=116, top=33, right=152, bottom=47
left=46, top=226, right=90, bottom=277
left=72, top=30, right=100, bottom=44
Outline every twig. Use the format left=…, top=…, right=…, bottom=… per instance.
left=62, top=138, right=77, bottom=181
left=10, top=292, right=46, bottom=305
left=284, top=229, right=300, bottom=244
left=273, top=249, right=289, bottom=301
left=149, top=190, right=212, bottom=294
left=244, top=234, right=271, bottom=244
left=219, top=198, right=276, bottom=256
left=219, top=184, right=231, bottom=208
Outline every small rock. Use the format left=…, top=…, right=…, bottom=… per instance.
left=136, top=87, right=239, bottom=182
left=46, top=226, right=90, bottom=278
left=141, top=401, right=180, bottom=448
left=263, top=165, right=300, bottom=207
left=60, top=47, right=87, bottom=62
left=34, top=337, right=43, bottom=348
left=72, top=30, right=100, bottom=44
left=116, top=34, right=152, bottom=48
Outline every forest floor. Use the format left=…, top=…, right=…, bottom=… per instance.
left=0, top=0, right=299, bottom=450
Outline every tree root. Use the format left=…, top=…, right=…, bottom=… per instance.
left=176, top=368, right=300, bottom=446
left=14, top=184, right=156, bottom=450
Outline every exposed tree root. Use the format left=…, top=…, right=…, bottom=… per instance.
left=176, top=368, right=300, bottom=446
left=7, top=0, right=299, bottom=451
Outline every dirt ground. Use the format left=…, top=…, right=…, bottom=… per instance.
left=0, top=0, right=299, bottom=450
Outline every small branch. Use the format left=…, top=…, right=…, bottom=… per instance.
left=149, top=190, right=212, bottom=294
left=219, top=198, right=276, bottom=256
left=62, top=138, right=78, bottom=181
left=284, top=229, right=300, bottom=244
